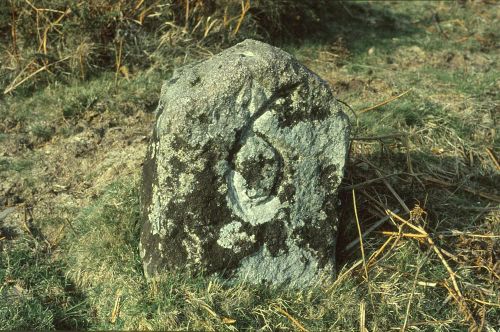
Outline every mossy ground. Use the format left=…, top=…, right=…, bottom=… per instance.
left=0, top=1, right=498, bottom=330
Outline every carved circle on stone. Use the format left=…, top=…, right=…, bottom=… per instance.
left=226, top=118, right=284, bottom=226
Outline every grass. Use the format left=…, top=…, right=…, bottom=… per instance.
left=1, top=1, right=499, bottom=330
left=0, top=235, right=89, bottom=330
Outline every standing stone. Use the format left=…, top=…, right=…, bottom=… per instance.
left=140, top=39, right=349, bottom=286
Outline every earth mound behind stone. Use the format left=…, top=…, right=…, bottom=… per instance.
left=140, top=39, right=350, bottom=287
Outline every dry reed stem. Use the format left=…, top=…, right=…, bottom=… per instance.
left=40, top=8, right=71, bottom=54
left=24, top=0, right=40, bottom=39
left=185, top=292, right=218, bottom=318
left=403, top=136, right=414, bottom=174
left=131, top=0, right=153, bottom=25
left=203, top=17, right=220, bottom=38
left=222, top=316, right=236, bottom=324
left=358, top=89, right=412, bottom=113
left=35, top=5, right=42, bottom=50
left=10, top=0, right=19, bottom=59
left=200, top=303, right=218, bottom=318
left=223, top=7, right=229, bottom=26
left=184, top=0, right=189, bottom=30
left=275, top=306, right=309, bottom=332
left=4, top=59, right=35, bottom=91
left=439, top=230, right=500, bottom=239
left=49, top=224, right=67, bottom=248
left=330, top=234, right=397, bottom=293
left=386, top=209, right=481, bottom=327
left=472, top=299, right=500, bottom=308
left=386, top=210, right=427, bottom=235
left=367, top=235, right=395, bottom=268
left=24, top=0, right=37, bottom=11
left=135, top=0, right=145, bottom=10
left=427, top=237, right=463, bottom=297
left=3, top=56, right=70, bottom=94
left=115, top=39, right=123, bottom=85
left=380, top=231, right=427, bottom=239
left=353, top=189, right=369, bottom=282
left=442, top=282, right=476, bottom=327
left=359, top=188, right=390, bottom=217
left=3, top=65, right=48, bottom=95
left=344, top=209, right=400, bottom=252
left=359, top=301, right=367, bottom=332
left=232, top=0, right=250, bottom=36
left=342, top=172, right=404, bottom=190
left=376, top=169, right=411, bottom=214
left=485, top=148, right=500, bottom=171
left=110, top=291, right=122, bottom=323
left=387, top=210, right=462, bottom=296
left=352, top=189, right=375, bottom=310
left=24, top=0, right=64, bottom=14
left=352, top=133, right=406, bottom=141
left=401, top=253, right=426, bottom=332
left=328, top=259, right=364, bottom=292
left=422, top=175, right=500, bottom=203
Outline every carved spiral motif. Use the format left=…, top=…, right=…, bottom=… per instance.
left=226, top=110, right=284, bottom=226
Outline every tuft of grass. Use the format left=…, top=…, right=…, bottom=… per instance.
left=0, top=237, right=89, bottom=330
left=0, top=157, right=32, bottom=173
left=29, top=122, right=55, bottom=142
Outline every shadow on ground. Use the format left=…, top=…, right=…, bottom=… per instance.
left=273, top=2, right=421, bottom=56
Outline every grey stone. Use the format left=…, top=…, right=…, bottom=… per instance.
left=140, top=39, right=350, bottom=287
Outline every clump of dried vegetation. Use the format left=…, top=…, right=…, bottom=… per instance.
left=0, top=1, right=498, bottom=330
left=0, top=0, right=328, bottom=94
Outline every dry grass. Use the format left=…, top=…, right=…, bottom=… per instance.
left=0, top=0, right=335, bottom=95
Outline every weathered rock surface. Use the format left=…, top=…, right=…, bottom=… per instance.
left=140, top=39, right=350, bottom=286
